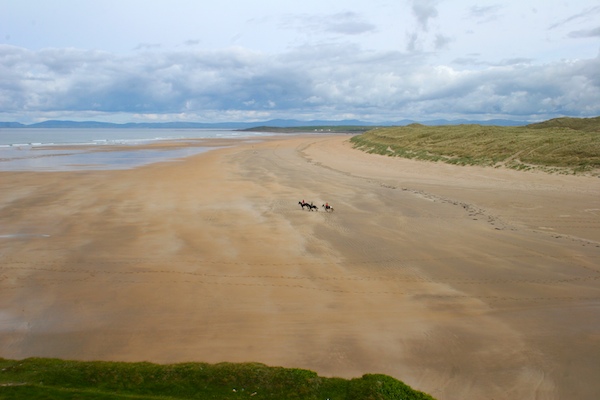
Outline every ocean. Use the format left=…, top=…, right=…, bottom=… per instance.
left=0, top=128, right=274, bottom=171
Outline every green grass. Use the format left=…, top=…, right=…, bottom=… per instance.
left=0, top=357, right=436, bottom=400
left=350, top=117, right=600, bottom=175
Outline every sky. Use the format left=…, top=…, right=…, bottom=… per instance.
left=1, top=0, right=599, bottom=124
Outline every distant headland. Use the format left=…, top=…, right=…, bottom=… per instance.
left=0, top=118, right=530, bottom=129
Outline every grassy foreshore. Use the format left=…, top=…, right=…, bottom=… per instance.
left=350, top=117, right=600, bottom=175
left=0, top=357, right=435, bottom=400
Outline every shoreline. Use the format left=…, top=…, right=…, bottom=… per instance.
left=1, top=135, right=599, bottom=400
left=0, top=136, right=295, bottom=172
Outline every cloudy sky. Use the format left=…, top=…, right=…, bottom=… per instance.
left=1, top=0, right=599, bottom=124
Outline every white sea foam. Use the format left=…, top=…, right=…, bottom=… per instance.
left=0, top=128, right=273, bottom=147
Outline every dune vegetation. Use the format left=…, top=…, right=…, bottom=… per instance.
left=0, top=357, right=436, bottom=400
left=350, top=117, right=600, bottom=175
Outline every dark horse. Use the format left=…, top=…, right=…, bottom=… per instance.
left=322, top=204, right=334, bottom=212
left=299, top=201, right=318, bottom=211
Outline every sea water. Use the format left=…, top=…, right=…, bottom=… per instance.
left=0, top=128, right=273, bottom=171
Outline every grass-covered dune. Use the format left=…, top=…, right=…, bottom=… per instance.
left=0, top=357, right=436, bottom=400
left=350, top=116, right=600, bottom=175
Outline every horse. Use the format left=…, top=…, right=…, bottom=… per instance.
left=322, top=204, right=334, bottom=212
left=307, top=203, right=318, bottom=211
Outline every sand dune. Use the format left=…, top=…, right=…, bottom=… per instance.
left=1, top=135, right=599, bottom=400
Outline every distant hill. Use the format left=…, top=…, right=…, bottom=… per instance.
left=0, top=122, right=26, bottom=128
left=0, top=118, right=530, bottom=129
left=23, top=120, right=261, bottom=129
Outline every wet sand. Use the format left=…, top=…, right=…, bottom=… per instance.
left=1, top=135, right=599, bottom=399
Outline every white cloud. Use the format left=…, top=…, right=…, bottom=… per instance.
left=1, top=42, right=598, bottom=124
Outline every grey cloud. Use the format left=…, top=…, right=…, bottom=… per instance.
left=434, top=34, right=451, bottom=50
left=411, top=0, right=439, bottom=31
left=406, top=31, right=419, bottom=52
left=184, top=40, right=201, bottom=46
left=1, top=44, right=599, bottom=122
left=452, top=56, right=484, bottom=66
left=283, top=11, right=376, bottom=36
left=407, top=1, right=452, bottom=55
left=325, top=12, right=377, bottom=35
left=134, top=43, right=162, bottom=51
left=493, top=58, right=534, bottom=67
left=468, top=5, right=502, bottom=22
left=451, top=57, right=533, bottom=68
left=548, top=5, right=600, bottom=30
left=568, top=26, right=600, bottom=38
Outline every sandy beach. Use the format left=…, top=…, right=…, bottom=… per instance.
left=1, top=134, right=599, bottom=399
